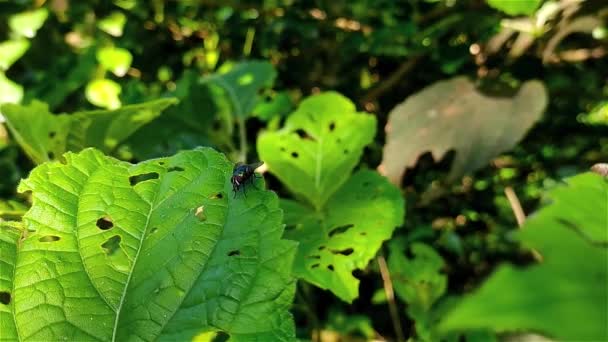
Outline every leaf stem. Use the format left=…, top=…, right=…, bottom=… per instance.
left=238, top=117, right=247, bottom=163
left=377, top=253, right=405, bottom=342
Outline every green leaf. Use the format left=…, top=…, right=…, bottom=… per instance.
left=486, top=0, right=542, bottom=16
left=439, top=173, right=608, bottom=341
left=283, top=170, right=404, bottom=302
left=0, top=39, right=30, bottom=71
left=258, top=92, right=377, bottom=209
left=97, top=47, right=133, bottom=77
left=0, top=222, right=21, bottom=339
left=210, top=61, right=277, bottom=118
left=2, top=147, right=297, bottom=341
left=2, top=98, right=177, bottom=164
left=125, top=70, right=233, bottom=159
left=382, top=77, right=547, bottom=184
left=86, top=79, right=122, bottom=109
left=97, top=11, right=127, bottom=37
left=0, top=73, right=23, bottom=105
left=9, top=8, right=49, bottom=38
left=388, top=242, right=447, bottom=314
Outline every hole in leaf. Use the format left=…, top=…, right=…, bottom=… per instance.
left=212, top=331, right=230, bottom=342
left=129, top=172, right=159, bottom=186
left=343, top=149, right=349, bottom=155
left=211, top=192, right=224, bottom=199
left=195, top=206, right=206, bottom=221
left=101, top=235, right=121, bottom=256
left=0, top=292, right=10, bottom=305
left=228, top=250, right=240, bottom=257
left=328, top=224, right=354, bottom=237
left=291, top=152, right=299, bottom=158
left=329, top=122, right=335, bottom=131
left=327, top=265, right=335, bottom=271
left=360, top=232, right=367, bottom=236
left=149, top=227, right=158, bottom=235
left=285, top=224, right=297, bottom=231
left=294, top=129, right=315, bottom=141
left=318, top=245, right=326, bottom=251
left=212, top=119, right=222, bottom=131
left=311, top=263, right=320, bottom=269
left=96, top=216, right=114, bottom=230
left=308, top=255, right=321, bottom=259
left=331, top=248, right=354, bottom=256
left=49, top=131, right=56, bottom=138
left=47, top=152, right=55, bottom=159
left=168, top=166, right=185, bottom=172
left=39, top=235, right=60, bottom=242
left=158, top=161, right=165, bottom=166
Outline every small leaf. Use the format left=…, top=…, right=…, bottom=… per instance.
left=9, top=8, right=49, bottom=38
left=2, top=148, right=297, bottom=341
left=97, top=11, right=127, bottom=37
left=86, top=79, right=122, bottom=109
left=2, top=98, right=177, bottom=164
left=0, top=73, right=23, bottom=105
left=208, top=61, right=277, bottom=118
left=439, top=173, right=608, bottom=341
left=97, top=46, right=133, bottom=77
left=486, top=0, right=542, bottom=16
left=0, top=39, right=30, bottom=71
left=381, top=77, right=547, bottom=184
left=258, top=92, right=376, bottom=209
left=283, top=170, right=404, bottom=302
left=388, top=242, right=446, bottom=314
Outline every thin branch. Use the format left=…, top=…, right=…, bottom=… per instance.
left=361, top=55, right=424, bottom=105
left=504, top=186, right=526, bottom=228
left=504, top=186, right=543, bottom=261
left=377, top=254, right=405, bottom=342
left=237, top=117, right=247, bottom=163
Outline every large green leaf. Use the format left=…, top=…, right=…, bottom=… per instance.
left=2, top=98, right=177, bottom=164
left=381, top=77, right=547, bottom=184
left=283, top=170, right=404, bottom=302
left=258, top=92, right=377, bottom=209
left=1, top=148, right=297, bottom=341
left=439, top=173, right=608, bottom=341
left=0, top=223, right=20, bottom=340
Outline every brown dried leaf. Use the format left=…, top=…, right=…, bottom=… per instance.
left=381, top=77, right=547, bottom=185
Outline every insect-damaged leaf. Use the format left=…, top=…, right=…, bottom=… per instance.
left=1, top=98, right=177, bottom=164
left=282, top=170, right=404, bottom=302
left=258, top=92, right=376, bottom=209
left=439, top=173, right=608, bottom=340
left=0, top=148, right=297, bottom=341
left=381, top=77, right=547, bottom=184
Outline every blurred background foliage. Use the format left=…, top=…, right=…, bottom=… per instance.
left=0, top=0, right=606, bottom=340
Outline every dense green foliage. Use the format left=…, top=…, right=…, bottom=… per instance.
left=0, top=0, right=606, bottom=341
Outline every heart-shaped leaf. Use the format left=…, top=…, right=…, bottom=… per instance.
left=283, top=170, right=404, bottom=302
left=439, top=173, right=608, bottom=340
left=258, top=92, right=376, bottom=209
left=0, top=148, right=297, bottom=341
left=2, top=98, right=177, bottom=164
left=381, top=77, right=547, bottom=184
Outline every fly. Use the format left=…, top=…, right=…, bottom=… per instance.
left=231, top=162, right=263, bottom=198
